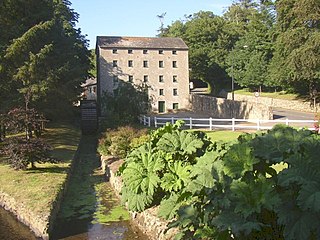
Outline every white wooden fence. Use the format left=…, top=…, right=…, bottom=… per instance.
left=139, top=115, right=318, bottom=131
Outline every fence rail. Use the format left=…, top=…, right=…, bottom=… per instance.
left=139, top=115, right=318, bottom=131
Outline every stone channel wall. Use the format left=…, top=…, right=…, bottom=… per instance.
left=191, top=94, right=273, bottom=120
left=101, top=155, right=178, bottom=240
left=227, top=93, right=319, bottom=113
left=0, top=138, right=81, bottom=239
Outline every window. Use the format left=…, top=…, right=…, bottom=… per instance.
left=112, top=60, right=118, bottom=67
left=173, top=75, right=178, bottom=83
left=173, top=103, right=179, bottom=110
left=172, top=50, right=177, bottom=55
left=159, top=50, right=164, bottom=54
left=172, top=61, right=177, bottom=68
left=143, top=49, right=148, bottom=54
left=128, top=60, right=133, bottom=67
left=113, top=76, right=118, bottom=88
left=159, top=61, right=164, bottom=68
left=158, top=101, right=165, bottom=113
left=128, top=75, right=133, bottom=83
left=112, top=49, right=117, bottom=54
left=159, top=75, right=164, bottom=83
left=173, top=88, right=178, bottom=96
left=159, top=89, right=164, bottom=96
left=143, top=60, right=148, bottom=68
left=128, top=49, right=133, bottom=54
left=143, top=75, right=148, bottom=82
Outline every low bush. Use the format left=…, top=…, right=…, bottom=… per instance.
left=97, top=125, right=148, bottom=158
left=1, top=137, right=56, bottom=170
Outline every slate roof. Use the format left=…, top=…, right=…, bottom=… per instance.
left=96, top=36, right=188, bottom=50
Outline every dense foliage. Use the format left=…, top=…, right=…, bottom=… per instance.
left=0, top=108, right=55, bottom=170
left=97, top=126, right=148, bottom=158
left=162, top=0, right=319, bottom=99
left=100, top=81, right=150, bottom=128
left=0, top=0, right=91, bottom=119
left=1, top=137, right=55, bottom=170
left=118, top=122, right=320, bottom=240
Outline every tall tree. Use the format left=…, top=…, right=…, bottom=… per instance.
left=225, top=0, right=275, bottom=91
left=0, top=0, right=91, bottom=118
left=163, top=11, right=238, bottom=94
left=269, top=0, right=320, bottom=96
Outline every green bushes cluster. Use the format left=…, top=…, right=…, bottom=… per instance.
left=118, top=122, right=320, bottom=240
left=97, top=126, right=148, bottom=159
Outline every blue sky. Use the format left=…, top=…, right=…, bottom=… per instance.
left=70, top=0, right=234, bottom=49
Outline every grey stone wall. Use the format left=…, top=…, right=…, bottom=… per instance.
left=101, top=156, right=178, bottom=240
left=227, top=93, right=319, bottom=113
left=191, top=94, right=273, bottom=120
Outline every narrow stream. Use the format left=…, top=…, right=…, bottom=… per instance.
left=0, top=207, right=38, bottom=240
left=51, top=135, right=147, bottom=240
left=0, top=135, right=147, bottom=240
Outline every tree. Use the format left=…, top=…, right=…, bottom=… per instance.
left=269, top=0, right=320, bottom=96
left=225, top=1, right=275, bottom=91
left=163, top=11, right=238, bottom=94
left=0, top=0, right=91, bottom=119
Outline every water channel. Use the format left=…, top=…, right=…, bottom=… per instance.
left=0, top=135, right=147, bottom=240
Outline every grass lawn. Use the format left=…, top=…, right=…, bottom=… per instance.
left=235, top=89, right=300, bottom=100
left=0, top=123, right=80, bottom=217
left=200, top=130, right=244, bottom=142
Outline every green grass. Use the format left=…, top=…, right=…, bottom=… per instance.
left=201, top=130, right=244, bottom=142
left=0, top=123, right=81, bottom=218
left=235, top=89, right=299, bottom=100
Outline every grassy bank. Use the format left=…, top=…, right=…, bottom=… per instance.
left=235, top=89, right=299, bottom=100
left=0, top=123, right=80, bottom=217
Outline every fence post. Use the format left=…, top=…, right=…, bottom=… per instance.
left=286, top=118, right=289, bottom=126
left=189, top=117, right=192, bottom=129
left=232, top=118, right=235, bottom=131
left=148, top=117, right=151, bottom=127
left=257, top=119, right=260, bottom=130
left=144, top=115, right=146, bottom=125
left=155, top=117, right=158, bottom=128
left=171, top=117, right=174, bottom=124
left=209, top=117, right=212, bottom=131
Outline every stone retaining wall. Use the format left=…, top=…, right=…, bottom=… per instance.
left=0, top=138, right=81, bottom=239
left=191, top=94, right=273, bottom=120
left=101, top=155, right=178, bottom=240
left=227, top=93, right=319, bottom=113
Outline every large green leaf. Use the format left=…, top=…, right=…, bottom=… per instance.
left=230, top=177, right=280, bottom=218
left=251, top=125, right=311, bottom=163
left=277, top=203, right=319, bottom=240
left=121, top=187, right=153, bottom=212
left=187, top=151, right=220, bottom=193
left=161, top=161, right=191, bottom=192
left=212, top=212, right=264, bottom=236
left=157, top=130, right=204, bottom=155
left=158, top=193, right=182, bottom=220
left=223, top=143, right=259, bottom=179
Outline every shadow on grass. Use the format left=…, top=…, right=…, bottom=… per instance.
left=26, top=166, right=69, bottom=174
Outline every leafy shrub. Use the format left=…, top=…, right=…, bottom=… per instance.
left=168, top=125, right=320, bottom=240
left=97, top=126, right=148, bottom=158
left=119, top=121, right=212, bottom=212
left=119, top=123, right=320, bottom=240
left=1, top=137, right=56, bottom=170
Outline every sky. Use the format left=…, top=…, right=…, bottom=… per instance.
left=70, top=0, right=234, bottom=49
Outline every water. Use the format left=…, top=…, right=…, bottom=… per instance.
left=51, top=135, right=148, bottom=240
left=0, top=207, right=38, bottom=240
left=0, top=135, right=148, bottom=240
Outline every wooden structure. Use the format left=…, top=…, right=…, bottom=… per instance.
left=80, top=100, right=97, bottom=134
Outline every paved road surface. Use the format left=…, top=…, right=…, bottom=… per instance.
left=272, top=107, right=316, bottom=120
